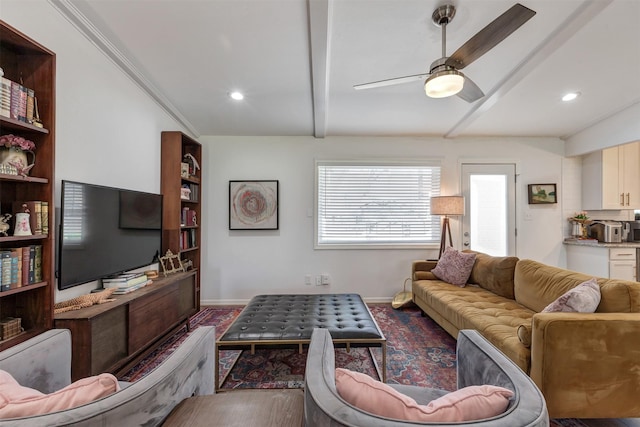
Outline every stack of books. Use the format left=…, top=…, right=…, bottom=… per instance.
left=102, top=273, right=151, bottom=295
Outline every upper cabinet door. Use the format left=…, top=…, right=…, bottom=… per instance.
left=582, top=141, right=640, bottom=210
left=621, top=142, right=640, bottom=209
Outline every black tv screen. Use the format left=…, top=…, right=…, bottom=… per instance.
left=57, top=180, right=162, bottom=290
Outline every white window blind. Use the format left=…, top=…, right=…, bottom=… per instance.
left=316, top=161, right=442, bottom=247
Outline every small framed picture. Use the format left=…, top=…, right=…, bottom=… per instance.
left=528, top=184, right=557, bottom=204
left=229, top=180, right=279, bottom=230
left=180, top=162, right=190, bottom=178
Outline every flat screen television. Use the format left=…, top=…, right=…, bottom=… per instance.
left=57, top=180, right=162, bottom=290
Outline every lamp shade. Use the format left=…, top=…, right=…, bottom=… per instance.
left=431, top=196, right=465, bottom=216
left=424, top=70, right=464, bottom=98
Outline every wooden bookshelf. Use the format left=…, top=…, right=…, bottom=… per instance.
left=0, top=20, right=56, bottom=350
left=161, top=131, right=201, bottom=311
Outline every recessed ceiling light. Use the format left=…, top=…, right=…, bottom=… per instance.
left=562, top=92, right=580, bottom=102
left=229, top=91, right=244, bottom=101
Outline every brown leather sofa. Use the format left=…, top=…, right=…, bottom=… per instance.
left=412, top=252, right=640, bottom=419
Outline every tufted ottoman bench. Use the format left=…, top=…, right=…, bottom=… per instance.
left=215, top=293, right=386, bottom=390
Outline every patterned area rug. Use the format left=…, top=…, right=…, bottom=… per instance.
left=120, top=303, right=588, bottom=426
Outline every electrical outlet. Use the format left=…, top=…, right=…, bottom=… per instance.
left=305, top=274, right=312, bottom=286
left=321, top=274, right=331, bottom=285
left=315, top=276, right=322, bottom=286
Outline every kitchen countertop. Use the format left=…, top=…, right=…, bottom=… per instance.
left=563, top=238, right=640, bottom=248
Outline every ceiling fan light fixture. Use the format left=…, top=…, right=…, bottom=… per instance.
left=424, top=70, right=464, bottom=98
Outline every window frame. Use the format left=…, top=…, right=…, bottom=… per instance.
left=314, top=159, right=442, bottom=250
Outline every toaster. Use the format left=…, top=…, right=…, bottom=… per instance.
left=589, top=220, right=623, bottom=243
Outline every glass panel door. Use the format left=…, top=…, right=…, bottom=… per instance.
left=461, top=164, right=516, bottom=256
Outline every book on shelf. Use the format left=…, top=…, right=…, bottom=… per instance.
left=41, top=202, right=49, bottom=235
left=25, top=87, right=35, bottom=124
left=187, top=209, right=197, bottom=226
left=28, top=245, right=36, bottom=284
left=21, top=246, right=30, bottom=286
left=0, top=77, right=11, bottom=118
left=9, top=80, right=22, bottom=121
left=181, top=206, right=188, bottom=226
left=18, top=84, right=27, bottom=122
left=33, top=245, right=42, bottom=283
left=0, top=251, right=12, bottom=291
left=9, top=249, right=22, bottom=289
left=8, top=248, right=23, bottom=289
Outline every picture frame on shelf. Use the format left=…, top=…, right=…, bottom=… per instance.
left=180, top=162, right=190, bottom=178
left=528, top=183, right=557, bottom=204
left=229, top=180, right=279, bottom=230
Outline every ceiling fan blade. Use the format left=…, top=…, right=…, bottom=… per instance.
left=457, top=75, right=484, bottom=103
left=445, top=3, right=536, bottom=70
left=353, top=73, right=429, bottom=90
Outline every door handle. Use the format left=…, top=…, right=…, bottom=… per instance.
left=621, top=193, right=625, bottom=206
left=626, top=193, right=630, bottom=206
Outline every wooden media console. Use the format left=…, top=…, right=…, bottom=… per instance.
left=54, top=270, right=198, bottom=381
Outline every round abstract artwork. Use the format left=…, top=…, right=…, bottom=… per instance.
left=230, top=181, right=278, bottom=229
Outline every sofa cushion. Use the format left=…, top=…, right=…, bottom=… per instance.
left=466, top=251, right=518, bottom=299
left=335, top=368, right=513, bottom=422
left=542, top=278, right=601, bottom=313
left=0, top=370, right=119, bottom=419
left=431, top=247, right=476, bottom=287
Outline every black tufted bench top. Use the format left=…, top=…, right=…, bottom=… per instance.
left=215, top=294, right=386, bottom=389
left=219, top=293, right=383, bottom=342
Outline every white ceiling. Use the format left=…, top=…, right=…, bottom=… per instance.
left=55, top=0, right=640, bottom=141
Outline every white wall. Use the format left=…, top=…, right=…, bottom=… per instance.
left=201, top=135, right=568, bottom=304
left=2, top=2, right=191, bottom=302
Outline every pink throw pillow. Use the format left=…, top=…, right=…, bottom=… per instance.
left=542, top=278, right=601, bottom=313
left=431, top=247, right=477, bottom=287
left=0, top=370, right=119, bottom=419
left=335, top=368, right=513, bottom=422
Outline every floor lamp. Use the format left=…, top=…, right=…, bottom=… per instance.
left=431, top=196, right=465, bottom=259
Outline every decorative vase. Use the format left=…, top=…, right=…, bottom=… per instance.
left=0, top=146, right=35, bottom=176
left=13, top=212, right=32, bottom=236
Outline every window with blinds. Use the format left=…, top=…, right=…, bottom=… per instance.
left=316, top=161, right=442, bottom=248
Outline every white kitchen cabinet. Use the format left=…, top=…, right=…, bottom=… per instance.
left=582, top=142, right=640, bottom=210
left=609, top=248, right=637, bottom=281
left=566, top=244, right=637, bottom=281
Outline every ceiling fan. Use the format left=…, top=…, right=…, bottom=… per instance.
left=353, top=3, right=536, bottom=102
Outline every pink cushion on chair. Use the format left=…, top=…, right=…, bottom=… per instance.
left=431, top=247, right=477, bottom=287
left=0, top=369, right=119, bottom=419
left=335, top=368, right=513, bottom=422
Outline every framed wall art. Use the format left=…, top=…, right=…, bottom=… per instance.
left=229, top=180, right=279, bottom=230
left=528, top=183, right=557, bottom=204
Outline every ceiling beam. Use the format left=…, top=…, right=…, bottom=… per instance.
left=445, top=0, right=613, bottom=138
left=307, top=0, right=332, bottom=138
